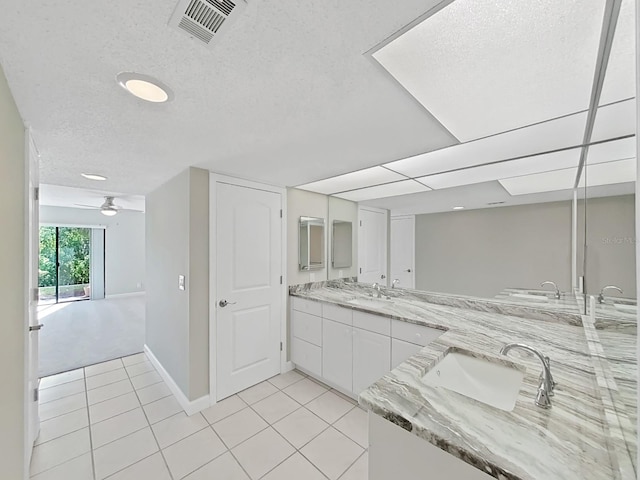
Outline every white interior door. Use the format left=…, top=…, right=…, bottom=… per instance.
left=358, top=206, right=388, bottom=285
left=26, top=132, right=40, bottom=463
left=216, top=182, right=282, bottom=401
left=390, top=215, right=415, bottom=289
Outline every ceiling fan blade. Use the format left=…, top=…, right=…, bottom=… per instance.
left=74, top=204, right=101, bottom=209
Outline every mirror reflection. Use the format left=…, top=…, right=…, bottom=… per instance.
left=299, top=216, right=325, bottom=271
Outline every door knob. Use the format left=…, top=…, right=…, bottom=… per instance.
left=29, top=324, right=44, bottom=332
left=219, top=300, right=237, bottom=308
left=380, top=274, right=386, bottom=279
left=405, top=269, right=412, bottom=273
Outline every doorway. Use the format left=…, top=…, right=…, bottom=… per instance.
left=358, top=206, right=389, bottom=285
left=390, top=215, right=415, bottom=289
left=38, top=226, right=101, bottom=304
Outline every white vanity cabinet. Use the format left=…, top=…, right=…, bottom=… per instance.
left=290, top=296, right=444, bottom=397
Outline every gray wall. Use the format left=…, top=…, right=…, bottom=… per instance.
left=581, top=195, right=636, bottom=296
left=40, top=206, right=145, bottom=296
left=0, top=64, right=26, bottom=479
left=146, top=167, right=209, bottom=401
left=328, top=196, right=358, bottom=280
left=415, top=201, right=572, bottom=298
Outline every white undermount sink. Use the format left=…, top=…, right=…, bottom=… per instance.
left=421, top=351, right=524, bottom=412
left=614, top=303, right=637, bottom=314
left=346, top=297, right=394, bottom=308
left=510, top=293, right=549, bottom=303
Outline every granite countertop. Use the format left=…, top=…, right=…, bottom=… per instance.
left=290, top=281, right=636, bottom=480
left=495, top=287, right=583, bottom=316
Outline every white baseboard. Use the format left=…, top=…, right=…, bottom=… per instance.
left=144, top=345, right=210, bottom=416
left=105, top=291, right=145, bottom=299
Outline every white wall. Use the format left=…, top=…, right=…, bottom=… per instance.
left=145, top=167, right=209, bottom=401
left=39, top=206, right=145, bottom=296
left=0, top=64, right=27, bottom=479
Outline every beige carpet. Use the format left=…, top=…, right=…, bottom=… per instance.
left=37, top=295, right=145, bottom=377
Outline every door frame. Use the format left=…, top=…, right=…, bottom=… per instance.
left=208, top=173, right=289, bottom=406
left=357, top=205, right=389, bottom=286
left=390, top=214, right=416, bottom=289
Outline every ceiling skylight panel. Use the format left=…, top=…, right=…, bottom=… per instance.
left=372, top=0, right=604, bottom=142
left=333, top=180, right=430, bottom=202
left=499, top=168, right=577, bottom=196
left=383, top=111, right=587, bottom=178
left=591, top=99, right=637, bottom=142
left=587, top=137, right=636, bottom=164
left=580, top=158, right=636, bottom=188
left=296, top=167, right=406, bottom=195
left=416, top=149, right=580, bottom=190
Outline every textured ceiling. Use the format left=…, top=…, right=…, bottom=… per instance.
left=0, top=0, right=457, bottom=195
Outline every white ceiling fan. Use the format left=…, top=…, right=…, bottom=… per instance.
left=75, top=196, right=143, bottom=216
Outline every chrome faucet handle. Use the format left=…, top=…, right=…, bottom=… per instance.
left=392, top=279, right=400, bottom=289
left=598, top=285, right=623, bottom=304
left=540, top=281, right=561, bottom=300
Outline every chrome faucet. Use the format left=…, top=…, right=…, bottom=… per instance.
left=392, top=279, right=400, bottom=289
left=598, top=285, right=623, bottom=304
left=372, top=283, right=382, bottom=299
left=500, top=343, right=556, bottom=409
left=540, top=281, right=561, bottom=300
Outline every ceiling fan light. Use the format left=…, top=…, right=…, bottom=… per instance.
left=101, top=207, right=118, bottom=216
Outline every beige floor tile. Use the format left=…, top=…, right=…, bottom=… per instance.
left=130, top=371, right=162, bottom=390
left=143, top=394, right=183, bottom=424
left=267, top=370, right=305, bottom=390
left=39, top=369, right=84, bottom=390
left=212, top=408, right=268, bottom=449
left=107, top=453, right=171, bottom=480
left=87, top=380, right=133, bottom=406
left=36, top=408, right=89, bottom=445
left=91, top=407, right=149, bottom=448
left=121, top=353, right=146, bottom=367
left=282, top=378, right=328, bottom=404
left=237, top=381, right=278, bottom=405
left=86, top=369, right=128, bottom=391
left=333, top=407, right=368, bottom=448
left=85, top=359, right=124, bottom=378
left=93, top=427, right=158, bottom=479
left=183, top=452, right=249, bottom=480
left=300, top=427, right=364, bottom=480
left=151, top=412, right=208, bottom=449
left=162, top=427, right=227, bottom=479
left=30, top=428, right=91, bottom=476
left=39, top=393, right=87, bottom=422
left=272, top=407, right=329, bottom=449
left=262, top=452, right=326, bottom=480
left=30, top=453, right=93, bottom=480
left=201, top=395, right=247, bottom=424
left=39, top=380, right=85, bottom=404
left=136, top=382, right=172, bottom=405
left=231, top=428, right=295, bottom=480
left=306, top=391, right=355, bottom=424
left=252, top=391, right=300, bottom=424
left=339, top=452, right=367, bottom=480
left=125, top=360, right=155, bottom=378
left=89, top=392, right=140, bottom=424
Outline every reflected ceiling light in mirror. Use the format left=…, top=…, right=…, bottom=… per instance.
left=116, top=72, right=174, bottom=103
left=382, top=111, right=587, bottom=178
left=296, top=166, right=406, bottom=195
left=371, top=0, right=603, bottom=141
left=587, top=137, right=636, bottom=164
left=591, top=99, right=636, bottom=141
left=415, top=148, right=580, bottom=190
left=499, top=168, right=577, bottom=196
left=333, top=180, right=430, bottom=202
left=579, top=158, right=636, bottom=188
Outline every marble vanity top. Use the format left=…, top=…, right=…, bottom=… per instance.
left=290, top=281, right=636, bottom=480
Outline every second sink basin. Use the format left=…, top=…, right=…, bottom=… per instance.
left=510, top=293, right=550, bottom=303
left=614, top=303, right=637, bottom=314
left=347, top=297, right=394, bottom=309
left=421, top=351, right=524, bottom=412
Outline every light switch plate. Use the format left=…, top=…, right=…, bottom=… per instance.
left=179, top=275, right=185, bottom=291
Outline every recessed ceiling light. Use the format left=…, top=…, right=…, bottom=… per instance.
left=116, top=72, right=174, bottom=103
left=81, top=173, right=107, bottom=181
left=453, top=206, right=465, bottom=210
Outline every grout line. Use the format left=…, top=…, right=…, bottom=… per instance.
left=82, top=368, right=97, bottom=480
left=336, top=449, right=367, bottom=480
left=39, top=404, right=88, bottom=423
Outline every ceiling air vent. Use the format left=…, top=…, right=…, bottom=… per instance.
left=169, top=0, right=247, bottom=48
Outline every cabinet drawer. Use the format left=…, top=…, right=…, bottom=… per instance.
left=391, top=338, right=423, bottom=369
left=291, top=296, right=322, bottom=317
left=353, top=310, right=391, bottom=336
left=291, top=337, right=322, bottom=377
left=292, top=310, right=322, bottom=346
left=322, top=303, right=353, bottom=325
left=391, top=320, right=443, bottom=347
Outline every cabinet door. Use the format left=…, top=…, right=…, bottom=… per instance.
left=353, top=328, right=391, bottom=395
left=322, top=319, right=353, bottom=392
left=391, top=338, right=423, bottom=369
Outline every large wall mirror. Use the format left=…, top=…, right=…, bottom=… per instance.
left=299, top=216, right=325, bottom=271
left=332, top=221, right=353, bottom=268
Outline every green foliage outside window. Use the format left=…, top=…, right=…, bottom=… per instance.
left=39, top=227, right=91, bottom=287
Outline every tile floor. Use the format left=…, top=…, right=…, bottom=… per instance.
left=32, top=353, right=368, bottom=479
